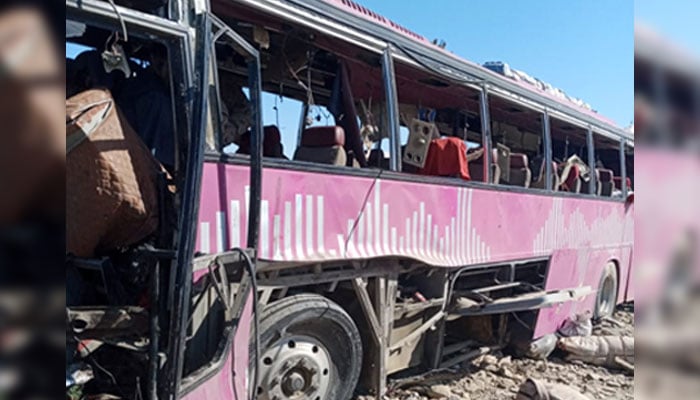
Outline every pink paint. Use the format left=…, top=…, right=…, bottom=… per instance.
left=189, top=161, right=634, bottom=396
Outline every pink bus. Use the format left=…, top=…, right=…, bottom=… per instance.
left=66, top=1, right=633, bottom=400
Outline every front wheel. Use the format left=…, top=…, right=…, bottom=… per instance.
left=594, top=261, right=618, bottom=320
left=251, top=294, right=362, bottom=400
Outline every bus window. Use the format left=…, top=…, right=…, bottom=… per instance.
left=592, top=132, right=623, bottom=198
left=549, top=118, right=592, bottom=194
left=393, top=61, right=486, bottom=181
left=210, top=9, right=388, bottom=168
left=208, top=29, right=255, bottom=155
left=488, top=96, right=544, bottom=188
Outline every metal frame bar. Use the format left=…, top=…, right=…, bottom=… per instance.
left=352, top=278, right=382, bottom=344
left=479, top=85, right=493, bottom=183
left=167, top=12, right=211, bottom=400
left=382, top=46, right=402, bottom=172
left=587, top=126, right=597, bottom=195
left=543, top=109, right=553, bottom=191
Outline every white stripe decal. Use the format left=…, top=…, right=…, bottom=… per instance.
left=284, top=201, right=292, bottom=260
left=457, top=188, right=463, bottom=263
left=260, top=201, right=269, bottom=258
left=450, top=217, right=456, bottom=263
left=200, top=222, right=210, bottom=254
left=295, top=194, right=304, bottom=258
left=230, top=200, right=241, bottom=249
left=316, top=196, right=325, bottom=253
left=273, top=215, right=281, bottom=259
left=216, top=211, right=226, bottom=253
left=357, top=208, right=366, bottom=258
left=412, top=211, right=418, bottom=256
left=306, top=195, right=314, bottom=257
left=391, top=227, right=397, bottom=253
left=374, top=181, right=381, bottom=257
left=426, top=214, right=433, bottom=258
left=244, top=185, right=250, bottom=239
left=419, top=202, right=426, bottom=257
left=405, top=218, right=411, bottom=251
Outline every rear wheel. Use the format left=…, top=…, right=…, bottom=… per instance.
left=594, top=261, right=618, bottom=320
left=251, top=294, right=362, bottom=400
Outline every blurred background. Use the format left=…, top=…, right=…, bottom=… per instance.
left=0, top=0, right=698, bottom=399
left=634, top=1, right=700, bottom=400
left=0, top=1, right=64, bottom=399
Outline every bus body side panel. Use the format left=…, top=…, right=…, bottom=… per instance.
left=196, top=162, right=629, bottom=266
left=196, top=161, right=630, bottom=322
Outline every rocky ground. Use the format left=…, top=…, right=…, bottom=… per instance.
left=358, top=304, right=634, bottom=400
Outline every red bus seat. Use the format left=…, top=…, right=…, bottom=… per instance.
left=560, top=164, right=582, bottom=193
left=613, top=176, right=632, bottom=191
left=293, top=126, right=347, bottom=166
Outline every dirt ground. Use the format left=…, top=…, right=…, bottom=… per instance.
left=358, top=305, right=634, bottom=400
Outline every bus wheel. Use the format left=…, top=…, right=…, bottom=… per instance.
left=594, top=262, right=618, bottom=320
left=252, top=294, right=362, bottom=400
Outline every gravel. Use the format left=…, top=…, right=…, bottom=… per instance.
left=356, top=305, right=634, bottom=400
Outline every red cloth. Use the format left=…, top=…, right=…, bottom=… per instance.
left=418, top=137, right=471, bottom=180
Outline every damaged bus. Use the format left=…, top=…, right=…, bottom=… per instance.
left=65, top=1, right=634, bottom=399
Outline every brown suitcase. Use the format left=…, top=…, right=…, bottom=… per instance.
left=66, top=89, right=162, bottom=257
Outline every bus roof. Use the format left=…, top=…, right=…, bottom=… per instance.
left=313, top=0, right=631, bottom=140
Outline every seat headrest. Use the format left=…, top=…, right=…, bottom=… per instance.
left=237, top=125, right=283, bottom=156
left=301, top=126, right=345, bottom=147
left=509, top=153, right=529, bottom=168
left=597, top=168, right=613, bottom=182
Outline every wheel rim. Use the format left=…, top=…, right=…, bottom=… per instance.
left=257, top=335, right=332, bottom=400
left=598, top=275, right=615, bottom=317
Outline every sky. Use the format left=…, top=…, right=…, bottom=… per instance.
left=355, top=0, right=634, bottom=126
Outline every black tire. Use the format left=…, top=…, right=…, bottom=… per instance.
left=594, top=262, right=618, bottom=320
left=250, top=294, right=362, bottom=400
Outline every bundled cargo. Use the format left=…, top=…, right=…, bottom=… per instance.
left=66, top=89, right=164, bottom=258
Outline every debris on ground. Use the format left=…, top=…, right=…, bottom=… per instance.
left=515, top=378, right=592, bottom=400
left=558, top=335, right=634, bottom=369
left=355, top=306, right=634, bottom=400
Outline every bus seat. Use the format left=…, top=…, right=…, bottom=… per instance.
left=236, top=125, right=286, bottom=158
left=597, top=168, right=614, bottom=196
left=559, top=163, right=582, bottom=193
left=293, top=126, right=347, bottom=166
left=613, top=176, right=632, bottom=191
left=468, top=154, right=500, bottom=184
left=507, top=153, right=531, bottom=188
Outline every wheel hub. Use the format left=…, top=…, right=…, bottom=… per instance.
left=256, top=335, right=331, bottom=400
